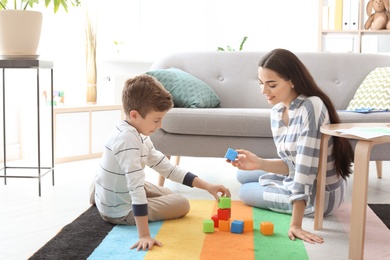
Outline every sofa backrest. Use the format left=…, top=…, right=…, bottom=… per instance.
left=150, top=51, right=390, bottom=110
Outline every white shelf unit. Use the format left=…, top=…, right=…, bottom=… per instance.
left=54, top=104, right=123, bottom=163
left=318, top=0, right=390, bottom=53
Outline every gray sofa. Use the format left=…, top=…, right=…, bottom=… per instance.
left=149, top=51, right=390, bottom=184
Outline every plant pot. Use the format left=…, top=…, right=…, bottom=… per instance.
left=86, top=50, right=97, bottom=104
left=86, top=83, right=97, bottom=104
left=0, top=10, right=43, bottom=56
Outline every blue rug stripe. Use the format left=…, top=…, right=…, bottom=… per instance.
left=87, top=221, right=164, bottom=259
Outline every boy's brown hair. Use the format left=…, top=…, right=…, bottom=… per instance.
left=122, top=74, right=173, bottom=118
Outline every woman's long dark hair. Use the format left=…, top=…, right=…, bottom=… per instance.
left=259, top=48, right=353, bottom=179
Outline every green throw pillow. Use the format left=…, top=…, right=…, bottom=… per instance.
left=347, top=67, right=390, bottom=111
left=146, top=68, right=220, bottom=108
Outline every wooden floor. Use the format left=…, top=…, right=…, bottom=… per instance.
left=0, top=157, right=389, bottom=260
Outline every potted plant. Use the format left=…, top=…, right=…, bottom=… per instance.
left=0, top=0, right=81, bottom=55
left=85, top=1, right=97, bottom=104
left=217, top=36, right=248, bottom=51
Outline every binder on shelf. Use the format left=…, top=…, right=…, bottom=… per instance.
left=350, top=0, right=359, bottom=30
left=341, top=0, right=359, bottom=30
left=328, top=0, right=336, bottom=29
left=342, top=0, right=351, bottom=30
left=323, top=6, right=329, bottom=30
left=334, top=0, right=343, bottom=30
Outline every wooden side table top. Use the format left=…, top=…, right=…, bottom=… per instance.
left=321, top=123, right=390, bottom=142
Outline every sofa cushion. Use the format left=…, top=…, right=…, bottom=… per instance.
left=146, top=68, right=221, bottom=108
left=346, top=67, right=390, bottom=111
left=161, top=108, right=272, bottom=137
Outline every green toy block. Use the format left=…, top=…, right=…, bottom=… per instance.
left=218, top=196, right=231, bottom=209
left=203, top=219, right=214, bottom=233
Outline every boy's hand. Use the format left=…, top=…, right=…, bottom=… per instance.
left=130, top=235, right=163, bottom=251
left=207, top=184, right=231, bottom=201
left=191, top=177, right=231, bottom=201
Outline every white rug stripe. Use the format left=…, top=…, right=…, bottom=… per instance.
left=335, top=203, right=390, bottom=259
left=303, top=213, right=349, bottom=259
left=302, top=203, right=390, bottom=259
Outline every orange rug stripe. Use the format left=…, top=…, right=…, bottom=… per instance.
left=200, top=200, right=254, bottom=260
left=144, top=200, right=215, bottom=260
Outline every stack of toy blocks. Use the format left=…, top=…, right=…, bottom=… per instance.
left=216, top=197, right=232, bottom=232
left=203, top=197, right=254, bottom=234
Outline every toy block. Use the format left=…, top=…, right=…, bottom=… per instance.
left=231, top=220, right=244, bottom=234
left=203, top=220, right=214, bottom=233
left=218, top=196, right=231, bottom=209
left=219, top=219, right=230, bottom=232
left=224, top=148, right=238, bottom=161
left=211, top=214, right=219, bottom=227
left=243, top=219, right=254, bottom=232
left=217, top=208, right=231, bottom=220
left=260, top=221, right=274, bottom=235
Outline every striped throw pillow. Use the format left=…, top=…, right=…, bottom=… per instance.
left=347, top=67, right=390, bottom=111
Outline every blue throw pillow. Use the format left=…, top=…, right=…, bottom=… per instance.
left=146, top=68, right=220, bottom=108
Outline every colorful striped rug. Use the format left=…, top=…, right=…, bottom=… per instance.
left=88, top=200, right=308, bottom=260
left=30, top=200, right=390, bottom=259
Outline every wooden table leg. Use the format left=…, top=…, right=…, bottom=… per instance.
left=314, top=133, right=330, bottom=230
left=375, top=160, right=382, bottom=179
left=349, top=140, right=373, bottom=260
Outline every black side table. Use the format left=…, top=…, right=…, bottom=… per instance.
left=0, top=58, right=54, bottom=196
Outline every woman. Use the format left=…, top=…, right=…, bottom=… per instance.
left=228, top=49, right=353, bottom=244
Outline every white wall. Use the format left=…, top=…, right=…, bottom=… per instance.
left=34, top=0, right=320, bottom=105
left=2, top=0, right=320, bottom=160
left=97, top=0, right=319, bottom=61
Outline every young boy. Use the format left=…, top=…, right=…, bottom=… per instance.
left=91, top=74, right=231, bottom=251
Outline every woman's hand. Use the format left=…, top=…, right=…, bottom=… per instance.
left=130, top=235, right=163, bottom=251
left=228, top=149, right=261, bottom=171
left=288, top=226, right=324, bottom=244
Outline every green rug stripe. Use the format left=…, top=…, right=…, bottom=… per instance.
left=252, top=207, right=309, bottom=260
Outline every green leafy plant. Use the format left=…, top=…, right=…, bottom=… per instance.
left=0, top=0, right=81, bottom=13
left=217, top=36, right=248, bottom=51
left=113, top=40, right=124, bottom=54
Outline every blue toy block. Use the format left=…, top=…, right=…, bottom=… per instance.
left=231, top=220, right=244, bottom=234
left=224, top=148, right=238, bottom=161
